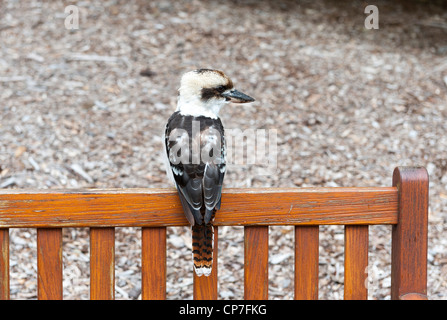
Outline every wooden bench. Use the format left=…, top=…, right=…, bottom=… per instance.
left=0, top=166, right=428, bottom=300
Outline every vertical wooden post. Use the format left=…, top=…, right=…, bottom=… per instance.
left=142, top=227, right=166, bottom=300
left=194, top=226, right=218, bottom=300
left=0, top=229, right=9, bottom=300
left=295, top=226, right=319, bottom=300
left=37, top=228, right=63, bottom=300
left=344, top=225, right=368, bottom=300
left=244, top=226, right=268, bottom=300
left=90, top=227, right=115, bottom=300
left=391, top=167, right=429, bottom=300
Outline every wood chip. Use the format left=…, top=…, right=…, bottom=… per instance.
left=69, top=164, right=94, bottom=184
left=1, top=0, right=446, bottom=300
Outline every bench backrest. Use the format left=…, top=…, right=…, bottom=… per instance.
left=0, top=166, right=428, bottom=300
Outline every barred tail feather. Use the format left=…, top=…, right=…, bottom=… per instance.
left=192, top=224, right=214, bottom=277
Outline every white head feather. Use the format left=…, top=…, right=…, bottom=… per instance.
left=176, top=69, right=233, bottom=119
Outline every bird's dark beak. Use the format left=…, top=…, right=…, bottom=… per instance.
left=222, top=89, right=255, bottom=103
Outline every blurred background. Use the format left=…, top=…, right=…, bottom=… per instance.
left=0, top=0, right=446, bottom=299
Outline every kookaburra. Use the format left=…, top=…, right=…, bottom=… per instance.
left=164, top=69, right=254, bottom=276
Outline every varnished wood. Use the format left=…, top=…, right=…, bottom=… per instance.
left=344, top=225, right=368, bottom=300
left=295, top=226, right=319, bottom=300
left=399, top=293, right=428, bottom=300
left=37, top=228, right=63, bottom=300
left=244, top=226, right=268, bottom=300
left=0, top=167, right=430, bottom=300
left=391, top=167, right=429, bottom=300
left=194, top=226, right=218, bottom=300
left=0, top=187, right=398, bottom=227
left=141, top=227, right=166, bottom=300
left=0, top=229, right=9, bottom=300
left=90, top=228, right=115, bottom=300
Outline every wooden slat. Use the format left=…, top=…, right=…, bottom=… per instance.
left=90, top=227, right=115, bottom=300
left=0, top=187, right=398, bottom=227
left=244, top=226, right=268, bottom=300
left=295, top=226, right=319, bottom=300
left=344, top=225, right=368, bottom=300
left=37, top=228, right=63, bottom=300
left=391, top=167, right=428, bottom=300
left=194, top=226, right=218, bottom=300
left=141, top=227, right=166, bottom=300
left=0, top=229, right=9, bottom=300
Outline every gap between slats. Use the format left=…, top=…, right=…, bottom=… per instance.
left=3, top=225, right=372, bottom=300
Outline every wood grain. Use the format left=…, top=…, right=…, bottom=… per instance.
left=344, top=225, right=368, bottom=300
left=0, top=187, right=398, bottom=227
left=0, top=167, right=430, bottom=301
left=141, top=227, right=166, bottom=300
left=295, top=226, right=319, bottom=300
left=90, top=227, right=115, bottom=300
left=37, top=228, right=63, bottom=300
left=194, top=226, right=218, bottom=300
left=244, top=226, right=268, bottom=300
left=391, top=167, right=429, bottom=300
left=0, top=229, right=9, bottom=300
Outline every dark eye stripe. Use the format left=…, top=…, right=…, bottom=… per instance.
left=201, top=88, right=217, bottom=101
left=200, top=84, right=233, bottom=101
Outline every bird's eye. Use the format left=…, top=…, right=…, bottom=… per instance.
left=216, top=85, right=226, bottom=93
